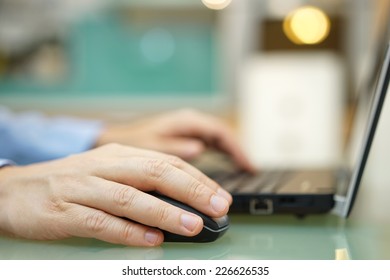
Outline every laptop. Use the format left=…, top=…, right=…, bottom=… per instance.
left=192, top=41, right=390, bottom=218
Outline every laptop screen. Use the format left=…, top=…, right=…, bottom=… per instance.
left=337, top=42, right=390, bottom=217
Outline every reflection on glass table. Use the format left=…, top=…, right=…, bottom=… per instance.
left=1, top=214, right=389, bottom=260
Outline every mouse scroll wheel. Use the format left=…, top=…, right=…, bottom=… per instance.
left=212, top=215, right=229, bottom=227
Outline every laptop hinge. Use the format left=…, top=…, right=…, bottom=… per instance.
left=331, top=195, right=346, bottom=217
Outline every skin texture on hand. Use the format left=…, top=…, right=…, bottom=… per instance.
left=95, top=109, right=254, bottom=172
left=0, top=144, right=232, bottom=247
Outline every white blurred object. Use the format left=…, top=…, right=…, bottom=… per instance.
left=238, top=52, right=345, bottom=168
left=267, top=0, right=303, bottom=18
left=201, top=0, right=232, bottom=10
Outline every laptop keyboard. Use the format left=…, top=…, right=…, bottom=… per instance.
left=207, top=170, right=292, bottom=194
left=191, top=151, right=336, bottom=195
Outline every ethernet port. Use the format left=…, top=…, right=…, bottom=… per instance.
left=249, top=198, right=273, bottom=215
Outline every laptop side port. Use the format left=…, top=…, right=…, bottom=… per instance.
left=249, top=198, right=273, bottom=215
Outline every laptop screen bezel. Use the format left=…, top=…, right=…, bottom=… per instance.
left=341, top=42, right=390, bottom=218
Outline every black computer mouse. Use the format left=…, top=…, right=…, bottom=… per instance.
left=150, top=192, right=230, bottom=243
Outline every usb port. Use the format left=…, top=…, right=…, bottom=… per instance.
left=250, top=199, right=273, bottom=215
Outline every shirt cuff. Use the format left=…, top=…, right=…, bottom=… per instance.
left=0, top=159, right=15, bottom=168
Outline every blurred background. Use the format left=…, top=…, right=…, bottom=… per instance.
left=0, top=0, right=389, bottom=169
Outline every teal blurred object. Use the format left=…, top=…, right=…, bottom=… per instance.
left=0, top=13, right=218, bottom=97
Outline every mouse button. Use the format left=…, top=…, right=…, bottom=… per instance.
left=202, top=215, right=229, bottom=230
left=214, top=215, right=229, bottom=226
left=211, top=215, right=229, bottom=228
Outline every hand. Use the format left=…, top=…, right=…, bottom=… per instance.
left=96, top=109, right=254, bottom=172
left=0, top=144, right=232, bottom=247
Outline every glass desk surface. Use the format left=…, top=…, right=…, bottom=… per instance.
left=1, top=213, right=389, bottom=260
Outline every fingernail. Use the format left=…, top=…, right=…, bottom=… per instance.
left=183, top=142, right=204, bottom=158
left=211, top=195, right=229, bottom=213
left=217, top=188, right=233, bottom=203
left=145, top=230, right=160, bottom=245
left=181, top=213, right=201, bottom=232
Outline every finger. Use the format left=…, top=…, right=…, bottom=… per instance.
left=66, top=181, right=204, bottom=237
left=121, top=145, right=232, bottom=203
left=63, top=204, right=164, bottom=247
left=94, top=144, right=232, bottom=203
left=155, top=138, right=206, bottom=160
left=155, top=149, right=233, bottom=204
left=172, top=112, right=255, bottom=172
left=212, top=128, right=256, bottom=173
left=90, top=156, right=230, bottom=217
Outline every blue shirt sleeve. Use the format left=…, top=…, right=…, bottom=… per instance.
left=0, top=106, right=104, bottom=165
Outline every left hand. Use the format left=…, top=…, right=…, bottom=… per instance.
left=95, top=109, right=254, bottom=172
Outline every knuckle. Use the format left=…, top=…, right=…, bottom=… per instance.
left=153, top=204, right=171, bottom=224
left=165, top=155, right=184, bottom=168
left=46, top=197, right=68, bottom=213
left=142, top=159, right=170, bottom=180
left=84, top=211, right=109, bottom=233
left=186, top=180, right=205, bottom=201
left=120, top=222, right=137, bottom=242
left=112, top=187, right=137, bottom=209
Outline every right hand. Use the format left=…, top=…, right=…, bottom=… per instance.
left=0, top=144, right=231, bottom=247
